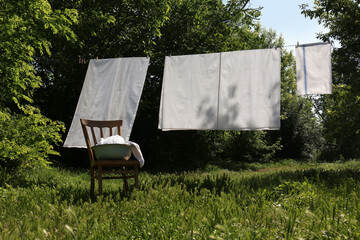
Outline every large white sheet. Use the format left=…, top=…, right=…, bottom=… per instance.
left=158, top=53, right=220, bottom=130
left=64, top=57, right=149, bottom=148
left=219, top=49, right=281, bottom=130
left=296, top=42, right=332, bottom=95
left=158, top=49, right=281, bottom=131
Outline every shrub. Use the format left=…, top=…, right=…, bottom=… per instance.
left=0, top=106, right=64, bottom=172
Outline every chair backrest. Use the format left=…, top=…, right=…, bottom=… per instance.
left=80, top=119, right=123, bottom=162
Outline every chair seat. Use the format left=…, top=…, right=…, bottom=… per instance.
left=91, top=159, right=140, bottom=167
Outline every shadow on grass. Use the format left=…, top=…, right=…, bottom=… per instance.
left=74, top=168, right=360, bottom=202
left=2, top=165, right=360, bottom=204
left=240, top=168, right=360, bottom=190
left=1, top=167, right=136, bottom=204
left=142, top=168, right=360, bottom=196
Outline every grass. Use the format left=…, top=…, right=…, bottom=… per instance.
left=1, top=159, right=360, bottom=239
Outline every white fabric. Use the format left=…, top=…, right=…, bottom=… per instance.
left=296, top=43, right=332, bottom=95
left=96, top=135, right=145, bottom=167
left=158, top=49, right=281, bottom=130
left=218, top=49, right=281, bottom=130
left=64, top=57, right=149, bottom=148
left=99, top=135, right=125, bottom=145
left=159, top=53, right=220, bottom=130
left=127, top=141, right=145, bottom=168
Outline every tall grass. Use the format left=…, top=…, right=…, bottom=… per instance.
left=1, top=160, right=360, bottom=239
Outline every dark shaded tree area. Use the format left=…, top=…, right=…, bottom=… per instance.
left=1, top=0, right=323, bottom=172
left=32, top=0, right=321, bottom=170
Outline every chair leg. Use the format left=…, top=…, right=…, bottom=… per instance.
left=98, top=165, right=103, bottom=196
left=122, top=167, right=129, bottom=192
left=134, top=166, right=139, bottom=189
left=90, top=166, right=95, bottom=198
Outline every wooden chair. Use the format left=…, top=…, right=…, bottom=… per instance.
left=80, top=118, right=139, bottom=197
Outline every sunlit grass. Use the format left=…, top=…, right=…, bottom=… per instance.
left=1, top=159, right=360, bottom=239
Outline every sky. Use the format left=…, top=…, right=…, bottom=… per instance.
left=248, top=0, right=328, bottom=47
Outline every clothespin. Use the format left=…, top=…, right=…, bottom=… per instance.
left=96, top=57, right=98, bottom=60
left=296, top=42, right=300, bottom=48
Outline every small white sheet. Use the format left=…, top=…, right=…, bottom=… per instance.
left=158, top=49, right=281, bottom=131
left=64, top=57, right=149, bottom=148
left=296, top=42, right=332, bottom=95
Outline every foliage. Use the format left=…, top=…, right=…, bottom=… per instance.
left=0, top=0, right=77, bottom=170
left=30, top=0, right=323, bottom=169
left=34, top=0, right=172, bottom=127
left=2, top=161, right=360, bottom=238
left=0, top=107, right=65, bottom=171
left=135, top=1, right=294, bottom=168
left=301, top=0, right=360, bottom=159
left=33, top=0, right=288, bottom=169
left=275, top=49, right=324, bottom=160
left=212, top=131, right=282, bottom=162
left=212, top=28, right=323, bottom=162
left=0, top=0, right=77, bottom=108
left=255, top=26, right=324, bottom=160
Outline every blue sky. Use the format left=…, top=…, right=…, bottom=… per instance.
left=248, top=0, right=328, bottom=47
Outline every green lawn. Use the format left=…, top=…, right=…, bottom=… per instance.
left=1, top=160, right=360, bottom=239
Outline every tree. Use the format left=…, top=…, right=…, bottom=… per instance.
left=131, top=0, right=287, bottom=169
left=301, top=0, right=360, bottom=158
left=34, top=0, right=171, bottom=126
left=32, top=0, right=321, bottom=170
left=32, top=0, right=285, bottom=169
left=203, top=28, right=323, bottom=163
left=0, top=0, right=77, bottom=170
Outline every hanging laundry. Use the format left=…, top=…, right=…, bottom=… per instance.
left=158, top=49, right=281, bottom=131
left=218, top=49, right=281, bottom=130
left=159, top=53, right=220, bottom=130
left=296, top=42, right=332, bottom=95
left=64, top=57, right=149, bottom=148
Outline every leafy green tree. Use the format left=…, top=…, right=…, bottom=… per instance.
left=301, top=0, right=360, bottom=158
left=32, top=0, right=176, bottom=167
left=246, top=27, right=323, bottom=161
left=275, top=38, right=324, bottom=160
left=33, top=0, right=280, bottom=169
left=204, top=28, right=323, bottom=163
left=0, top=0, right=77, bottom=170
left=131, top=0, right=287, bottom=169
left=32, top=0, right=321, bottom=170
left=34, top=0, right=171, bottom=126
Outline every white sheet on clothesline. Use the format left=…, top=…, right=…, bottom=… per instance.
left=296, top=42, right=332, bottom=95
left=159, top=53, right=220, bottom=130
left=64, top=57, right=149, bottom=148
left=158, top=49, right=281, bottom=131
left=218, top=49, right=281, bottom=130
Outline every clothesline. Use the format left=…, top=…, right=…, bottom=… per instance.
left=283, top=44, right=297, bottom=48
left=64, top=41, right=332, bottom=148
left=159, top=49, right=281, bottom=131
left=284, top=40, right=335, bottom=49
